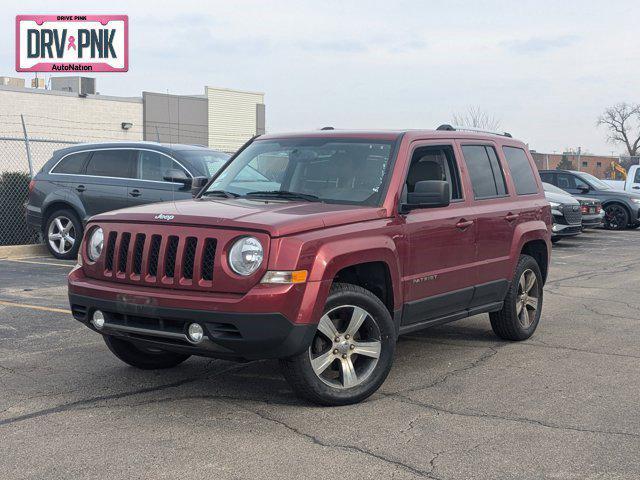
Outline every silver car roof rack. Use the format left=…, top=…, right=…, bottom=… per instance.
left=436, top=124, right=512, bottom=138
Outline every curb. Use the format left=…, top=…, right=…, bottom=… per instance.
left=0, top=243, right=48, bottom=259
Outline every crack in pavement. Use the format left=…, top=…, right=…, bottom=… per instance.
left=393, top=395, right=640, bottom=440
left=0, top=361, right=258, bottom=427
left=246, top=405, right=442, bottom=479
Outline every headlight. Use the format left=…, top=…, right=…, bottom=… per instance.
left=549, top=201, right=561, bottom=209
left=228, top=236, right=263, bottom=275
left=87, top=227, right=104, bottom=262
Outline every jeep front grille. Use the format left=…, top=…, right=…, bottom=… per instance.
left=102, top=228, right=218, bottom=288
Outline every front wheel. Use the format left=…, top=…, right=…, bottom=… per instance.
left=104, top=335, right=191, bottom=369
left=280, top=283, right=396, bottom=406
left=603, top=204, right=629, bottom=230
left=490, top=255, right=543, bottom=341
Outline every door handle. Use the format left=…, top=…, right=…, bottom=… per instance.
left=76, top=185, right=86, bottom=193
left=129, top=189, right=141, bottom=197
left=633, top=186, right=640, bottom=189
left=455, top=219, right=474, bottom=230
left=505, top=212, right=519, bottom=222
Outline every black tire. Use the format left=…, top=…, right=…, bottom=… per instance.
left=44, top=208, right=83, bottom=260
left=628, top=223, right=640, bottom=230
left=551, top=237, right=561, bottom=244
left=280, top=283, right=396, bottom=406
left=603, top=203, right=629, bottom=230
left=490, top=255, right=543, bottom=341
left=103, top=335, right=190, bottom=370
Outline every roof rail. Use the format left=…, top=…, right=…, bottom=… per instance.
left=436, top=124, right=512, bottom=138
left=320, top=126, right=334, bottom=130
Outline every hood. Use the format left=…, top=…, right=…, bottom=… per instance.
left=91, top=198, right=389, bottom=237
left=545, top=190, right=579, bottom=205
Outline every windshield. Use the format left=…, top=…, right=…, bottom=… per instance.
left=542, top=182, right=570, bottom=195
left=179, top=150, right=230, bottom=177
left=204, top=138, right=395, bottom=205
left=579, top=172, right=611, bottom=190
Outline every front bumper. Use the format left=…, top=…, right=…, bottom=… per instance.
left=551, top=222, right=582, bottom=238
left=70, top=293, right=316, bottom=360
left=68, top=269, right=327, bottom=360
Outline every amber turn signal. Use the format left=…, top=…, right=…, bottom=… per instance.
left=261, top=270, right=308, bottom=284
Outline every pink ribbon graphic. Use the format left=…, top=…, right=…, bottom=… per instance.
left=67, top=36, right=77, bottom=51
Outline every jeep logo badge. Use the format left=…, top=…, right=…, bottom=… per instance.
left=154, top=214, right=175, bottom=221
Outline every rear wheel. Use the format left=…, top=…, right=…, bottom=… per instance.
left=280, top=283, right=396, bottom=406
left=104, top=335, right=190, bottom=369
left=603, top=204, right=629, bottom=230
left=44, top=208, right=82, bottom=259
left=551, top=237, right=561, bottom=244
left=490, top=255, right=543, bottom=341
left=628, top=223, right=640, bottom=230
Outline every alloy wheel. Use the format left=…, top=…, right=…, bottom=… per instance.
left=309, top=305, right=382, bottom=389
left=47, top=216, right=76, bottom=255
left=604, top=205, right=626, bottom=229
left=516, top=269, right=539, bottom=328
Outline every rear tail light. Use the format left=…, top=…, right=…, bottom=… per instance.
left=596, top=205, right=602, bottom=213
left=28, top=179, right=36, bottom=193
left=580, top=205, right=588, bottom=214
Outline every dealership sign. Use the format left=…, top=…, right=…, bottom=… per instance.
left=16, top=15, right=128, bottom=72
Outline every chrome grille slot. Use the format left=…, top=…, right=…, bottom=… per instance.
left=132, top=234, right=146, bottom=275
left=164, top=236, right=179, bottom=278
left=201, top=239, right=217, bottom=281
left=148, top=235, right=161, bottom=277
left=182, top=237, right=198, bottom=280
left=117, top=232, right=131, bottom=273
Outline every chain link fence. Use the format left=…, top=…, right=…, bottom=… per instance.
left=1, top=136, right=79, bottom=246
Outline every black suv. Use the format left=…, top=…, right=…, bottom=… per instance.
left=539, top=169, right=640, bottom=230
left=26, top=142, right=229, bottom=259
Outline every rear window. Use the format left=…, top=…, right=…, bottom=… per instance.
left=503, top=147, right=539, bottom=195
left=51, top=151, right=90, bottom=174
left=85, top=150, right=136, bottom=179
left=461, top=145, right=508, bottom=199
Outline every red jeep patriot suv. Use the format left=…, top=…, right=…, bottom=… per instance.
left=68, top=126, right=551, bottom=405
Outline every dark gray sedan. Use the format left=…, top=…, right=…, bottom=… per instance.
left=26, top=142, right=228, bottom=259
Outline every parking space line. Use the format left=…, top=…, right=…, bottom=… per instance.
left=0, top=300, right=71, bottom=314
left=0, top=258, right=74, bottom=268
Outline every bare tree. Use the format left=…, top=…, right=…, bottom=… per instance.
left=597, top=103, right=640, bottom=157
left=452, top=106, right=501, bottom=131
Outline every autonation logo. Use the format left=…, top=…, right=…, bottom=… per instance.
left=16, top=15, right=128, bottom=72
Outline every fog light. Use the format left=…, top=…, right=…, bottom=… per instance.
left=187, top=323, right=204, bottom=343
left=91, top=310, right=105, bottom=329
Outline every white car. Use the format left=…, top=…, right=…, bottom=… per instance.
left=601, top=165, right=640, bottom=192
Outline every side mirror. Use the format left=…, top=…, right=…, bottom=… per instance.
left=578, top=185, right=590, bottom=193
left=403, top=180, right=450, bottom=211
left=191, top=176, right=209, bottom=197
left=163, top=168, right=191, bottom=188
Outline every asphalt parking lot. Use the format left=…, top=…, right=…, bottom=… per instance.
left=1, top=229, right=639, bottom=479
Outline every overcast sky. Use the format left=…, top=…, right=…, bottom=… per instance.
left=2, top=1, right=639, bottom=154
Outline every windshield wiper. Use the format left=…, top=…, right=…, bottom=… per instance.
left=245, top=190, right=320, bottom=202
left=201, top=190, right=241, bottom=198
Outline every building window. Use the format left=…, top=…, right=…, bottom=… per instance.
left=582, top=161, right=588, bottom=167
left=597, top=162, right=602, bottom=167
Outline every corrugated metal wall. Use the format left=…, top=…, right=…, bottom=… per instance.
left=206, top=87, right=264, bottom=152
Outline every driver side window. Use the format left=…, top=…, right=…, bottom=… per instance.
left=138, top=151, right=189, bottom=182
left=405, top=145, right=462, bottom=201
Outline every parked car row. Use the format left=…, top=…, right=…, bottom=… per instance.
left=539, top=168, right=640, bottom=245
left=25, top=142, right=230, bottom=259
